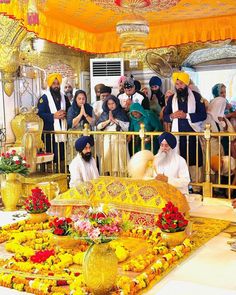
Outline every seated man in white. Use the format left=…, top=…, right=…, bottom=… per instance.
left=154, top=132, right=191, bottom=195
left=69, top=136, right=99, bottom=188
left=128, top=132, right=190, bottom=195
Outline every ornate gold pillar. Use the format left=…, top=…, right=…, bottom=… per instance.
left=0, top=15, right=27, bottom=96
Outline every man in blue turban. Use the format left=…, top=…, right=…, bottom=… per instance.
left=153, top=132, right=190, bottom=195
left=69, top=136, right=99, bottom=187
left=149, top=76, right=165, bottom=108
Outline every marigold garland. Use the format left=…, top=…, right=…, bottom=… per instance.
left=0, top=216, right=230, bottom=294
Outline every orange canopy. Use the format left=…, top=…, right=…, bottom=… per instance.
left=1, top=0, right=236, bottom=53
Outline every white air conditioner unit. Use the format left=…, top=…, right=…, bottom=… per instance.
left=90, top=58, right=124, bottom=103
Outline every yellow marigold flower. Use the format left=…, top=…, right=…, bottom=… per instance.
left=73, top=252, right=84, bottom=265
left=183, top=238, right=193, bottom=249
left=162, top=253, right=173, bottom=261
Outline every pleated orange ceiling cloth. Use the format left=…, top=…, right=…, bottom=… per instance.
left=1, top=0, right=236, bottom=53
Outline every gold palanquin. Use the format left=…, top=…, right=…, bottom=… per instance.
left=50, top=177, right=189, bottom=228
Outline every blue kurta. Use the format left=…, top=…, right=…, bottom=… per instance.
left=37, top=92, right=70, bottom=162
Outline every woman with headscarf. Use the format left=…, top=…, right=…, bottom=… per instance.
left=129, top=103, right=163, bottom=154
left=204, top=83, right=234, bottom=156
left=67, top=90, right=95, bottom=130
left=96, top=95, right=130, bottom=176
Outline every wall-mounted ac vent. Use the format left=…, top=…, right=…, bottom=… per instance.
left=92, top=61, right=122, bottom=77
left=90, top=58, right=124, bottom=103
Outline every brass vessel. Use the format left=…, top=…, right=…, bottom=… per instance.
left=27, top=212, right=49, bottom=223
left=1, top=173, right=22, bottom=211
left=83, top=243, right=118, bottom=295
left=161, top=230, right=187, bottom=248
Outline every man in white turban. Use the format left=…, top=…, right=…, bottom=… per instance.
left=62, top=78, right=74, bottom=104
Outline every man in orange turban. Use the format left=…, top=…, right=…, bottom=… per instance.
left=163, top=72, right=207, bottom=193
left=37, top=72, right=71, bottom=168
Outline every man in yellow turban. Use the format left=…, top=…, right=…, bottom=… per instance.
left=37, top=72, right=71, bottom=169
left=163, top=72, right=207, bottom=193
left=172, top=72, right=190, bottom=86
left=47, top=73, right=63, bottom=87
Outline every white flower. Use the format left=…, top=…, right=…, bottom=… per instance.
left=13, top=156, right=19, bottom=161
left=22, top=160, right=26, bottom=164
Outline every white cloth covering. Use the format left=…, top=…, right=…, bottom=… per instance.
left=69, top=154, right=99, bottom=188
left=45, top=89, right=67, bottom=142
left=153, top=150, right=191, bottom=195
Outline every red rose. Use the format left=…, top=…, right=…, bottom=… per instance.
left=96, top=212, right=106, bottom=219
left=54, top=228, right=64, bottom=235
left=57, top=280, right=68, bottom=286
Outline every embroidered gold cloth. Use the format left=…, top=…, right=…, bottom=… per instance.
left=50, top=177, right=190, bottom=226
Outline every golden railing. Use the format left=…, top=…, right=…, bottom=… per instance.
left=39, top=123, right=236, bottom=200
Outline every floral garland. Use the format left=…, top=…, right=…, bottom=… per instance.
left=0, top=216, right=230, bottom=295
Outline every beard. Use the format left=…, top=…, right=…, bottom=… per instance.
left=81, top=152, right=92, bottom=162
left=65, top=91, right=73, bottom=97
left=155, top=149, right=173, bottom=166
left=176, top=86, right=188, bottom=101
left=50, top=87, right=61, bottom=98
left=151, top=89, right=162, bottom=99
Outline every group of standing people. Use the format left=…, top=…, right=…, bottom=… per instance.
left=37, top=70, right=236, bottom=196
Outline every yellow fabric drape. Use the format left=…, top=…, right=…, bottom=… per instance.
left=1, top=1, right=236, bottom=53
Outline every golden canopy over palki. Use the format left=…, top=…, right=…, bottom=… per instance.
left=1, top=0, right=236, bottom=53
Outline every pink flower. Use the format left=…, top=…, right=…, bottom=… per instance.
left=88, top=228, right=100, bottom=239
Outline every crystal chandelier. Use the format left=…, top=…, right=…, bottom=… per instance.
left=116, top=15, right=149, bottom=51
left=92, top=0, right=181, bottom=51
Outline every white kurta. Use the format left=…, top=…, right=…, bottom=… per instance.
left=153, top=152, right=191, bottom=195
left=118, top=92, right=145, bottom=109
left=69, top=154, right=99, bottom=188
left=93, top=100, right=103, bottom=118
left=97, top=120, right=129, bottom=174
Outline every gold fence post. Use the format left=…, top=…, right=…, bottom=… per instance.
left=83, top=124, right=90, bottom=136
left=203, top=124, right=212, bottom=198
left=139, top=123, right=145, bottom=151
